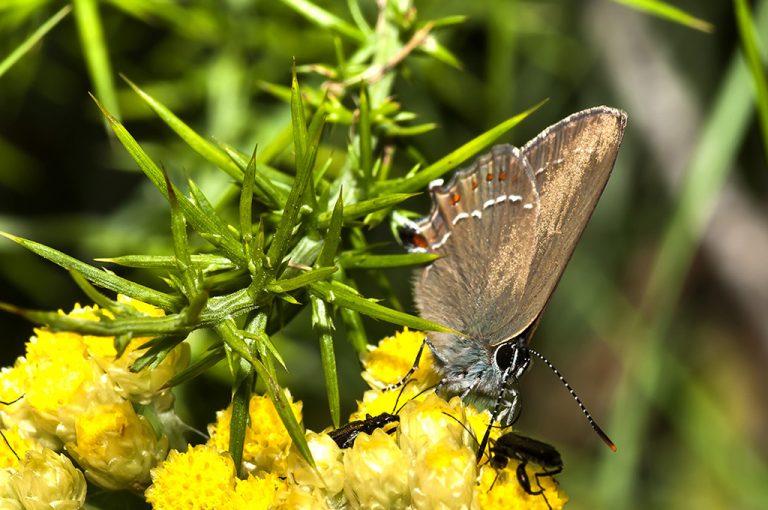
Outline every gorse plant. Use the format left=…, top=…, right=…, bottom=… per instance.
left=1, top=1, right=540, bottom=473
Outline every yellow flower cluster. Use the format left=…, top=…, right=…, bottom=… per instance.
left=0, top=295, right=189, bottom=507
left=144, top=329, right=567, bottom=509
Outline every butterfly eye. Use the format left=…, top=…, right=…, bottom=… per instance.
left=492, top=339, right=531, bottom=381
left=493, top=341, right=517, bottom=370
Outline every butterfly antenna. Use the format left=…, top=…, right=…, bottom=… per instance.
left=392, top=379, right=412, bottom=413
left=441, top=411, right=498, bottom=467
left=528, top=348, right=617, bottom=452
left=442, top=412, right=478, bottom=445
left=394, top=383, right=438, bottom=415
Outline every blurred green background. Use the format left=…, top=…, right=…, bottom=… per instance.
left=1, top=1, right=766, bottom=509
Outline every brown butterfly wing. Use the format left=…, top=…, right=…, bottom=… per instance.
left=498, top=106, right=627, bottom=344
left=413, top=145, right=541, bottom=343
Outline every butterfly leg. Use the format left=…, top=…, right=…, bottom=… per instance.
left=476, top=368, right=521, bottom=461
left=382, top=337, right=435, bottom=392
left=496, top=388, right=522, bottom=427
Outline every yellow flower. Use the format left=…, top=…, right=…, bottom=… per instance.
left=145, top=444, right=236, bottom=510
left=207, top=392, right=302, bottom=475
left=285, top=431, right=344, bottom=496
left=9, top=448, right=87, bottom=510
left=232, top=472, right=287, bottom=510
left=0, top=467, right=22, bottom=509
left=347, top=384, right=427, bottom=424
left=464, top=407, right=500, bottom=458
left=361, top=328, right=440, bottom=390
left=0, top=426, right=40, bottom=470
left=398, top=394, right=474, bottom=455
left=21, top=326, right=121, bottom=446
left=349, top=330, right=567, bottom=509
left=342, top=428, right=409, bottom=509
left=410, top=441, right=476, bottom=510
left=83, top=295, right=189, bottom=407
left=152, top=328, right=568, bottom=509
left=1, top=426, right=41, bottom=509
left=0, top=365, right=27, bottom=433
left=273, top=484, right=333, bottom=510
left=66, top=401, right=169, bottom=491
left=1, top=298, right=188, bottom=453
left=475, top=462, right=567, bottom=510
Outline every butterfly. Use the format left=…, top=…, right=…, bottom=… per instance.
left=399, top=107, right=627, bottom=452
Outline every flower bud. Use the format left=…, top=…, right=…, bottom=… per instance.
left=343, top=428, right=409, bottom=509
left=66, top=401, right=168, bottom=491
left=10, top=448, right=86, bottom=510
left=286, top=432, right=344, bottom=495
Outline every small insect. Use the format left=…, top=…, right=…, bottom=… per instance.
left=489, top=432, right=563, bottom=510
left=329, top=381, right=434, bottom=449
left=395, top=107, right=626, bottom=457
left=328, top=412, right=400, bottom=449
left=442, top=411, right=562, bottom=509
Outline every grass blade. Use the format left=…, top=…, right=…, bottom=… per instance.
left=267, top=72, right=315, bottom=268
left=312, top=296, right=340, bottom=428
left=279, top=0, right=364, bottom=42
left=734, top=0, right=768, bottom=163
left=0, top=5, right=71, bottom=79
left=374, top=100, right=546, bottom=194
left=91, top=95, right=246, bottom=264
left=613, top=0, right=713, bottom=32
left=317, top=193, right=415, bottom=227
left=0, top=232, right=181, bottom=311
left=73, top=0, right=120, bottom=119
left=309, top=280, right=456, bottom=333
left=123, top=76, right=242, bottom=181
left=339, top=252, right=440, bottom=269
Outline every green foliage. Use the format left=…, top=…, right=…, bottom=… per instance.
left=0, top=5, right=70, bottom=79
left=735, top=0, right=768, bottom=164
left=612, top=0, right=713, bottom=32
left=3, top=1, right=767, bottom=509
left=0, top=0, right=521, bottom=468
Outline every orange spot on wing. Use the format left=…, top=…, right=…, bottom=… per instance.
left=412, top=234, right=429, bottom=249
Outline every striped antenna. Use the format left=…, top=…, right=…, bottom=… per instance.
left=528, top=348, right=617, bottom=452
